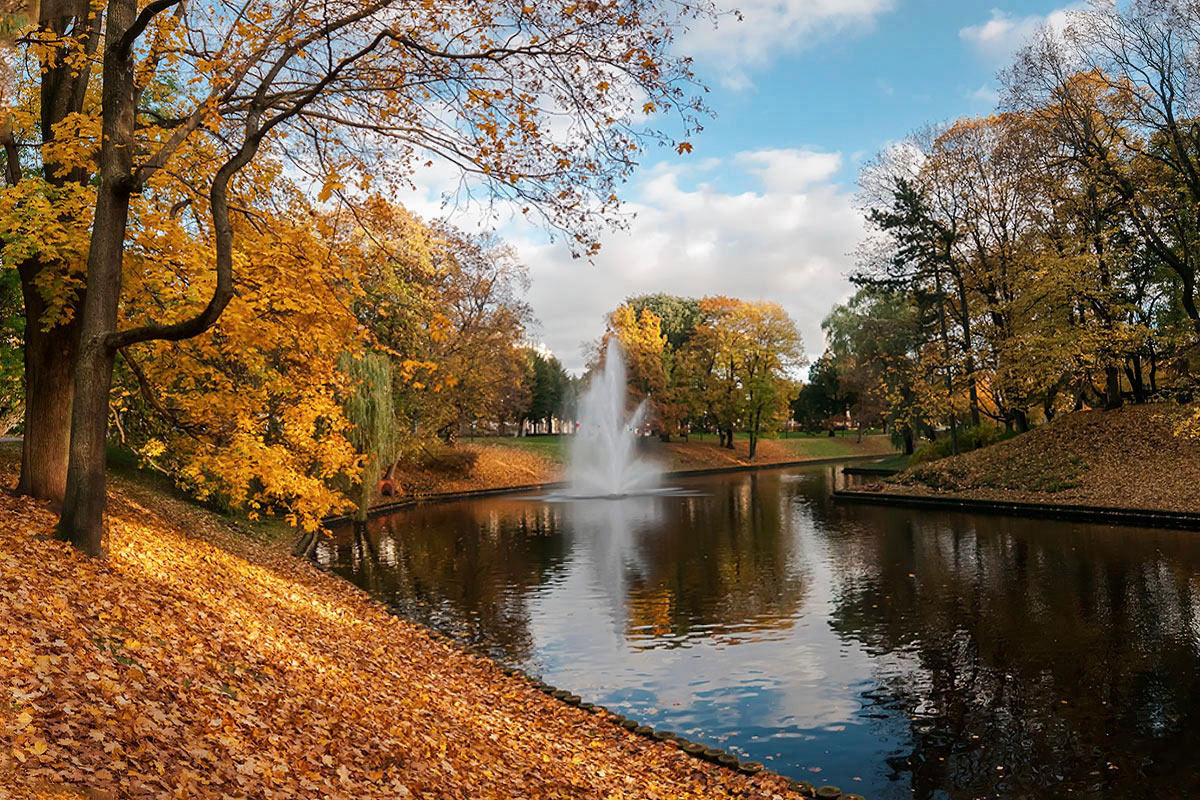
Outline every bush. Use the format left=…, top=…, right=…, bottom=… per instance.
left=910, top=424, right=1016, bottom=465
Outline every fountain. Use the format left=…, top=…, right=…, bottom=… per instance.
left=564, top=339, right=662, bottom=497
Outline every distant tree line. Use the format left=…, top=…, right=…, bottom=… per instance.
left=596, top=293, right=805, bottom=458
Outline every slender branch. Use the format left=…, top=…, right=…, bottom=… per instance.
left=117, top=0, right=184, bottom=56
left=118, top=347, right=209, bottom=440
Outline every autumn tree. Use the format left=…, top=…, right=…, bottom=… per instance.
left=824, top=287, right=932, bottom=455
left=1007, top=2, right=1200, bottom=339
left=1, top=1, right=99, bottom=504
left=673, top=297, right=803, bottom=455
left=602, top=303, right=675, bottom=434
left=110, top=185, right=364, bottom=532
left=723, top=301, right=804, bottom=458
left=2, top=0, right=713, bottom=555
left=678, top=296, right=742, bottom=448
left=388, top=224, right=533, bottom=443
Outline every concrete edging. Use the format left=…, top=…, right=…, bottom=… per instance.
left=832, top=489, right=1200, bottom=530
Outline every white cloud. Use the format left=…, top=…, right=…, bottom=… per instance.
left=687, top=0, right=895, bottom=90
left=508, top=149, right=865, bottom=373
left=969, top=83, right=1000, bottom=107
left=959, top=5, right=1080, bottom=64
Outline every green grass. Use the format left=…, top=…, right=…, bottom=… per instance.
left=869, top=452, right=912, bottom=472
left=769, top=434, right=898, bottom=460
left=462, top=435, right=570, bottom=464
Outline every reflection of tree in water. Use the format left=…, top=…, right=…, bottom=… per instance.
left=623, top=473, right=809, bottom=648
left=322, top=500, right=570, bottom=663
left=824, top=511, right=1200, bottom=799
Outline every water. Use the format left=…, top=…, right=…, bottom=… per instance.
left=562, top=339, right=661, bottom=497
left=318, top=465, right=1200, bottom=799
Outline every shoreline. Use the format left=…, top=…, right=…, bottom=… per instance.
left=0, top=465, right=827, bottom=800
left=832, top=487, right=1200, bottom=530
left=322, top=453, right=892, bottom=526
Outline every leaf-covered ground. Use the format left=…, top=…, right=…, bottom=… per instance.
left=0, top=465, right=810, bottom=800
left=888, top=403, right=1200, bottom=511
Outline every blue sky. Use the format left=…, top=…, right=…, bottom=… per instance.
left=410, top=1, right=1081, bottom=372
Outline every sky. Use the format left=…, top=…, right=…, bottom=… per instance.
left=405, top=0, right=1082, bottom=374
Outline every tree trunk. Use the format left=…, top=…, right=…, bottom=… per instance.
left=355, top=456, right=377, bottom=522
left=17, top=279, right=77, bottom=504
left=57, top=0, right=137, bottom=556
left=955, top=276, right=981, bottom=427
left=724, top=428, right=734, bottom=449
left=1103, top=365, right=1123, bottom=410
left=1125, top=356, right=1145, bottom=404
left=12, top=0, right=99, bottom=503
left=902, top=427, right=914, bottom=455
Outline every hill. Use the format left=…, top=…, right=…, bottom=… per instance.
left=889, top=404, right=1200, bottom=512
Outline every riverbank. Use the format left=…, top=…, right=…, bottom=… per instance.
left=397, top=434, right=897, bottom=498
left=876, top=403, right=1200, bottom=513
left=0, top=462, right=811, bottom=799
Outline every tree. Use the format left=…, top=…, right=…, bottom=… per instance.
left=724, top=301, right=804, bottom=459
left=824, top=287, right=933, bottom=455
left=1007, top=2, right=1200, bottom=338
left=679, top=296, right=742, bottom=448
left=9, top=0, right=712, bottom=554
left=0, top=1, right=99, bottom=503
left=342, top=352, right=398, bottom=522
left=625, top=293, right=701, bottom=350
left=391, top=224, right=532, bottom=443
left=523, top=350, right=570, bottom=434
left=676, top=297, right=803, bottom=456
left=603, top=303, right=675, bottom=435
left=111, top=191, right=365, bottom=532
left=791, top=354, right=844, bottom=434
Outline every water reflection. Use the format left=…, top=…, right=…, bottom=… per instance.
left=321, top=467, right=1200, bottom=799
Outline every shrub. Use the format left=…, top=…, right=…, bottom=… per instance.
left=910, top=424, right=1017, bottom=465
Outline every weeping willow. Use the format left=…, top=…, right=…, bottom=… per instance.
left=340, top=352, right=399, bottom=521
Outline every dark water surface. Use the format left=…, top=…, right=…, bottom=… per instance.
left=317, top=466, right=1200, bottom=799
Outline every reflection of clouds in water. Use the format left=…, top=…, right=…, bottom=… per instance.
left=563, top=495, right=665, bottom=629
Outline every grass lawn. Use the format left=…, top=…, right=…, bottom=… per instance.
left=868, top=452, right=912, bottom=472
left=463, top=435, right=569, bottom=464
left=768, top=433, right=897, bottom=460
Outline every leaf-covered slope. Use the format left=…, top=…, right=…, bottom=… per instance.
left=0, top=467, right=803, bottom=800
left=890, top=404, right=1200, bottom=511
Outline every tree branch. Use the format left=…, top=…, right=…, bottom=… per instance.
left=117, top=0, right=184, bottom=56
